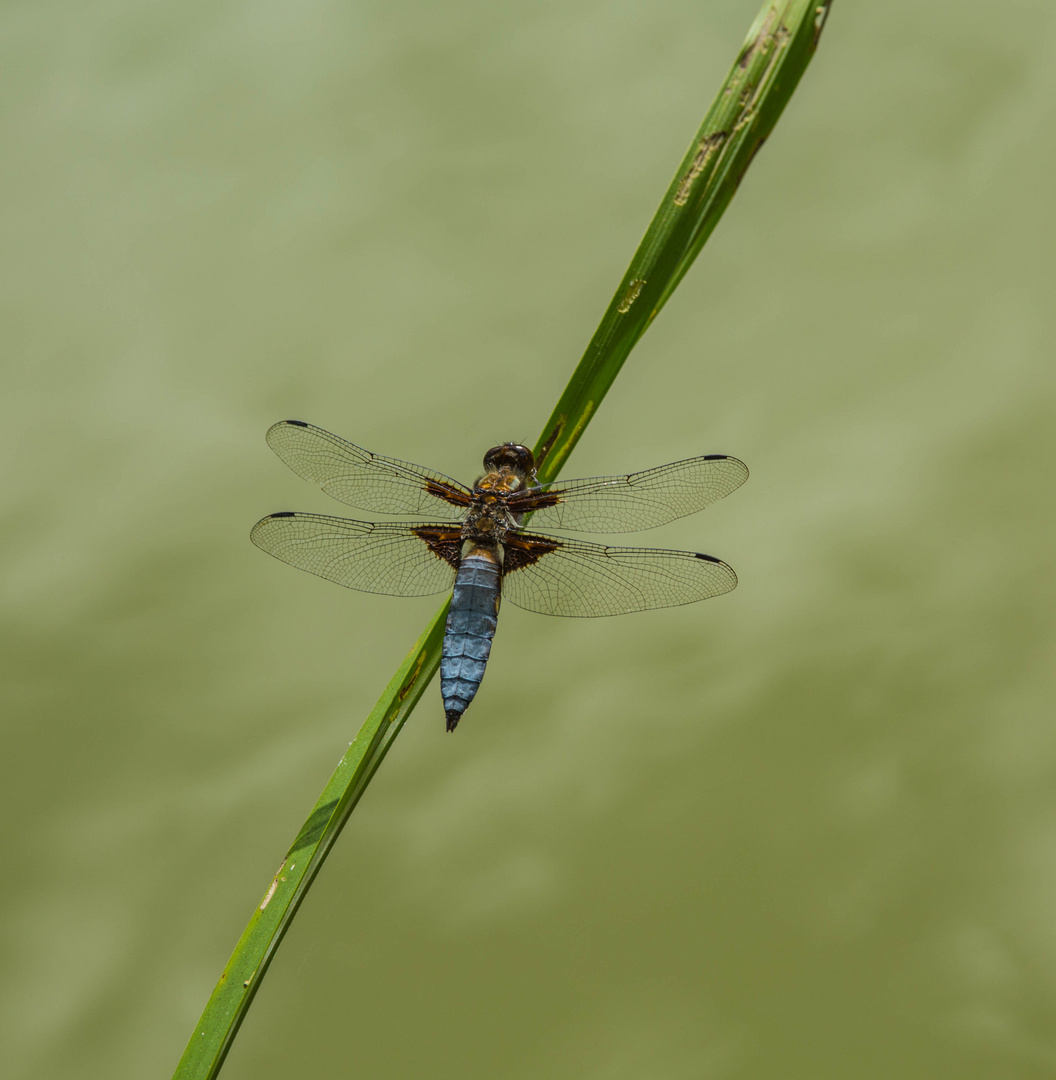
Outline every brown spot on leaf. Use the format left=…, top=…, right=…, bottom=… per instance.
left=535, top=420, right=564, bottom=474
left=674, top=132, right=727, bottom=206
left=617, top=278, right=646, bottom=313
left=397, top=651, right=427, bottom=703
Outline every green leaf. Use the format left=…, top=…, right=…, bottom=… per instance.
left=173, top=3, right=831, bottom=1076
left=533, top=0, right=832, bottom=483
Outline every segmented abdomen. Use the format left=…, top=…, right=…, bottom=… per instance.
left=440, top=549, right=501, bottom=731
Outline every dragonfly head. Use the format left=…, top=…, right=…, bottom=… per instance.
left=482, top=443, right=536, bottom=482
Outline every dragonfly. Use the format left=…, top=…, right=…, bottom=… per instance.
left=251, top=421, right=748, bottom=731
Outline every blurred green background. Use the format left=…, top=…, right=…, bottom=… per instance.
left=2, top=1, right=1054, bottom=1077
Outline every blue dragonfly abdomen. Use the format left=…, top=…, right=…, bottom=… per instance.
left=440, top=547, right=501, bottom=730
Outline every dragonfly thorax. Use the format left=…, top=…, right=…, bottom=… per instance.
left=461, top=494, right=516, bottom=544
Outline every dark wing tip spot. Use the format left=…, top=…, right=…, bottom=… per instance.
left=271, top=511, right=297, bottom=518
left=695, top=552, right=723, bottom=563
left=285, top=419, right=309, bottom=427
left=702, top=454, right=728, bottom=461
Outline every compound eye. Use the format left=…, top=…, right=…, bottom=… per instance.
left=483, top=443, right=536, bottom=475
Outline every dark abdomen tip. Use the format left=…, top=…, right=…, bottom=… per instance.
left=445, top=709, right=463, bottom=733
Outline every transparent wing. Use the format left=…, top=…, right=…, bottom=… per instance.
left=251, top=512, right=460, bottom=597
left=501, top=531, right=737, bottom=617
left=265, top=420, right=472, bottom=518
left=509, top=454, right=748, bottom=533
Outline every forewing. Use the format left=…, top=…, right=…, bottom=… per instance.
left=501, top=531, right=737, bottom=617
left=251, top=512, right=460, bottom=597
left=509, top=454, right=748, bottom=533
left=266, top=420, right=472, bottom=518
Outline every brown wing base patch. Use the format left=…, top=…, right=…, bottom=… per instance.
left=412, top=526, right=464, bottom=569
left=502, top=532, right=561, bottom=575
left=425, top=479, right=473, bottom=509
left=507, top=488, right=565, bottom=514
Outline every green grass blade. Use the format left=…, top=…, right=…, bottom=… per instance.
left=533, top=0, right=832, bottom=482
left=174, top=603, right=449, bottom=1080
left=173, top=3, right=830, bottom=1076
